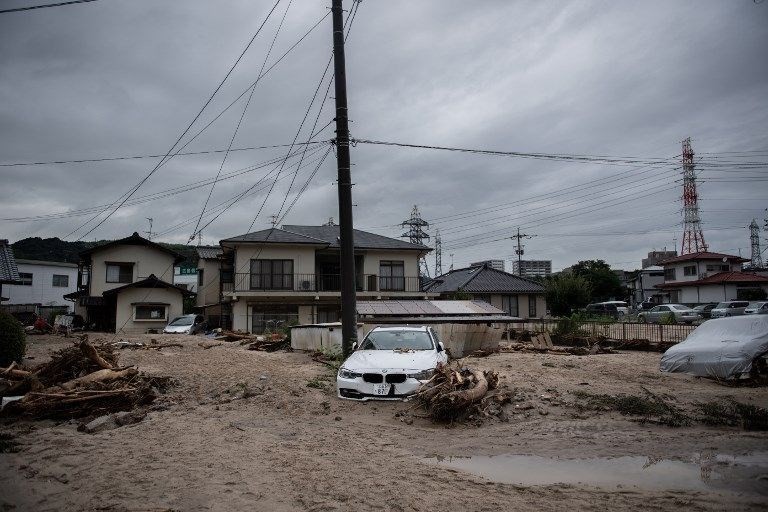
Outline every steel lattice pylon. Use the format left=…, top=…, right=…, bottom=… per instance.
left=401, top=205, right=431, bottom=278
left=750, top=219, right=764, bottom=269
left=680, top=138, right=708, bottom=254
left=434, top=229, right=442, bottom=276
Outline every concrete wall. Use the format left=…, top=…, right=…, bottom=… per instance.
left=291, top=323, right=364, bottom=352
left=90, top=245, right=175, bottom=295
left=231, top=300, right=248, bottom=331
left=6, top=261, right=77, bottom=309
left=196, top=258, right=221, bottom=307
left=114, top=287, right=184, bottom=334
left=677, top=283, right=768, bottom=304
left=361, top=250, right=421, bottom=278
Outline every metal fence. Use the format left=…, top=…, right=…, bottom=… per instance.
left=511, top=318, right=697, bottom=344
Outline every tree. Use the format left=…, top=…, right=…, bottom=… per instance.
left=569, top=259, right=625, bottom=302
left=544, top=274, right=593, bottom=317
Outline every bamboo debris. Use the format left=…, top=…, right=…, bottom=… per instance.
left=413, top=362, right=512, bottom=423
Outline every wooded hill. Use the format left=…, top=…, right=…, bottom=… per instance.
left=11, top=237, right=199, bottom=266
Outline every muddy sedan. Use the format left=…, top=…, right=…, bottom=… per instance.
left=336, top=326, right=448, bottom=401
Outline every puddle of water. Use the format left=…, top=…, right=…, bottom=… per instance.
left=423, top=452, right=768, bottom=495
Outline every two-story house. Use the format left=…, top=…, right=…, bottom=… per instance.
left=655, top=251, right=768, bottom=303
left=65, top=232, right=193, bottom=333
left=3, top=259, right=78, bottom=314
left=201, top=224, right=433, bottom=333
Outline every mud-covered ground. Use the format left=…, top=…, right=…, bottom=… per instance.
left=1, top=333, right=766, bottom=511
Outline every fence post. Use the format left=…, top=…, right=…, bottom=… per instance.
left=659, top=325, right=663, bottom=344
left=622, top=322, right=626, bottom=341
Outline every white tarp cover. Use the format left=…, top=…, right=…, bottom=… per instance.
left=660, top=315, right=768, bottom=380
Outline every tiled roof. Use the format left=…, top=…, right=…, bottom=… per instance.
left=657, top=271, right=768, bottom=288
left=196, top=247, right=223, bottom=260
left=659, top=251, right=749, bottom=264
left=79, top=232, right=185, bottom=264
left=425, top=265, right=545, bottom=294
left=102, top=274, right=195, bottom=297
left=0, top=239, right=21, bottom=284
left=222, top=225, right=430, bottom=251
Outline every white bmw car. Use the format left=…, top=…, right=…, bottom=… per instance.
left=336, top=326, right=448, bottom=401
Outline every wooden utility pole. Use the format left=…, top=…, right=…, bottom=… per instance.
left=332, top=0, right=357, bottom=357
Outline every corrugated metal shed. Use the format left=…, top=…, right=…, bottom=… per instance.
left=356, top=300, right=504, bottom=317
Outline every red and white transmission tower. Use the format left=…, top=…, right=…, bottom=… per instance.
left=680, top=137, right=708, bottom=254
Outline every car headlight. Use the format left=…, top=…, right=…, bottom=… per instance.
left=407, top=369, right=435, bottom=381
left=338, top=368, right=361, bottom=379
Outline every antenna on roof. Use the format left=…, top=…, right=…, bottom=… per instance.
left=144, top=217, right=156, bottom=241
left=270, top=214, right=279, bottom=228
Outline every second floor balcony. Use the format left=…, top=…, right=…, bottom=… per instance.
left=222, top=273, right=423, bottom=294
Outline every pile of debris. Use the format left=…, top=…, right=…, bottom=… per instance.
left=0, top=336, right=170, bottom=420
left=497, top=333, right=614, bottom=356
left=413, top=362, right=513, bottom=423
left=213, top=330, right=291, bottom=352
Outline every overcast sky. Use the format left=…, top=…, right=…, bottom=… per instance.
left=1, top=0, right=767, bottom=273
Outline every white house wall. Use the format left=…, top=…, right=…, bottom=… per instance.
left=114, top=287, right=184, bottom=334
left=90, top=245, right=175, bottom=295
left=5, top=261, right=77, bottom=309
left=196, top=258, right=221, bottom=307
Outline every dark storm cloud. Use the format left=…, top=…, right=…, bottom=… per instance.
left=1, top=0, right=767, bottom=272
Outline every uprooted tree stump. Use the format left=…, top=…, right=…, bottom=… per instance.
left=413, top=362, right=512, bottom=423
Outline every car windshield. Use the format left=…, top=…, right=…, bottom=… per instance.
left=359, top=330, right=434, bottom=350
left=168, top=316, right=194, bottom=326
left=714, top=303, right=728, bottom=309
left=670, top=305, right=691, bottom=311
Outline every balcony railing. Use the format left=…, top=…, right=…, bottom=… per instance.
left=222, top=273, right=423, bottom=293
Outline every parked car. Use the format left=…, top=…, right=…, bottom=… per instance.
left=600, top=301, right=629, bottom=316
left=637, top=304, right=701, bottom=324
left=692, top=303, right=718, bottom=319
left=336, top=326, right=448, bottom=401
left=710, top=301, right=750, bottom=318
left=584, top=303, right=620, bottom=319
left=744, top=301, right=768, bottom=315
left=163, top=314, right=207, bottom=334
left=660, top=315, right=768, bottom=380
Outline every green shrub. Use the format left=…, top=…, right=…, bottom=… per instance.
left=0, top=310, right=26, bottom=367
left=660, top=313, right=677, bottom=325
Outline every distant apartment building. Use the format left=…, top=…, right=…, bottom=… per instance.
left=642, top=250, right=677, bottom=269
left=511, top=260, right=552, bottom=278
left=470, top=259, right=505, bottom=272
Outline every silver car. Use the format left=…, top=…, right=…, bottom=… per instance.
left=710, top=301, right=750, bottom=318
left=744, top=301, right=768, bottom=315
left=638, top=304, right=701, bottom=324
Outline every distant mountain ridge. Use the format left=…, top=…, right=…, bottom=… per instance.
left=11, top=237, right=199, bottom=266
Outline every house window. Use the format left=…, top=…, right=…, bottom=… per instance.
left=706, top=264, right=729, bottom=272
left=134, top=304, right=168, bottom=321
left=379, top=260, right=405, bottom=291
left=683, top=265, right=697, bottom=277
left=502, top=295, right=518, bottom=316
left=197, top=268, right=205, bottom=286
left=250, top=304, right=298, bottom=334
left=52, top=274, right=69, bottom=287
left=18, top=273, right=33, bottom=286
left=250, top=259, right=293, bottom=290
left=106, top=262, right=133, bottom=283
left=529, top=296, right=537, bottom=318
left=664, top=268, right=676, bottom=281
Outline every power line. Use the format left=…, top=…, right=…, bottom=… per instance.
left=0, top=141, right=324, bottom=167
left=0, top=0, right=101, bottom=14
left=190, top=0, right=294, bottom=242
left=65, top=0, right=285, bottom=241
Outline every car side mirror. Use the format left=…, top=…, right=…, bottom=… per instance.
left=437, top=341, right=445, bottom=352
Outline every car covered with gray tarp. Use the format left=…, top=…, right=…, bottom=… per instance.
left=660, top=315, right=768, bottom=380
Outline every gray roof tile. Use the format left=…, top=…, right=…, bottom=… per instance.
left=425, top=265, right=545, bottom=294
left=0, top=239, right=21, bottom=284
left=222, top=225, right=430, bottom=251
